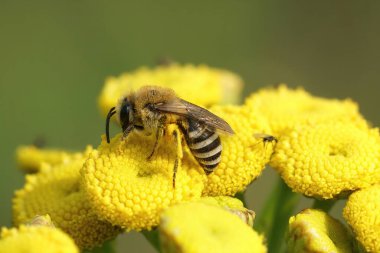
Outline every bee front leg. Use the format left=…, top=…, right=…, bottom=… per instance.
left=172, top=128, right=183, bottom=188
left=121, top=125, right=134, bottom=141
left=147, top=126, right=164, bottom=160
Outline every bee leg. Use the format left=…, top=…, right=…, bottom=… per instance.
left=121, top=125, right=134, bottom=141
left=147, top=126, right=164, bottom=160
left=172, top=128, right=183, bottom=188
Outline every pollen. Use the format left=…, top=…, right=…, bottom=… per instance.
left=202, top=104, right=274, bottom=196
left=270, top=122, right=380, bottom=199
left=245, top=84, right=368, bottom=136
left=0, top=225, right=79, bottom=253
left=80, top=134, right=206, bottom=231
left=159, top=202, right=266, bottom=253
left=98, top=64, right=243, bottom=116
left=287, top=209, right=353, bottom=253
left=12, top=146, right=121, bottom=249
left=16, top=145, right=83, bottom=173
left=343, top=184, right=380, bottom=253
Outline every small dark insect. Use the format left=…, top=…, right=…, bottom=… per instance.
left=105, top=86, right=234, bottom=187
left=252, top=133, right=278, bottom=151
left=253, top=133, right=278, bottom=144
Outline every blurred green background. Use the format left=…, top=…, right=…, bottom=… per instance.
left=1, top=1, right=379, bottom=252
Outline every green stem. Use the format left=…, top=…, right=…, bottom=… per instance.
left=142, top=229, right=161, bottom=252
left=311, top=199, right=336, bottom=213
left=235, top=191, right=247, bottom=207
left=254, top=176, right=300, bottom=253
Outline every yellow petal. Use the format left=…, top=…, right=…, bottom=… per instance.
left=245, top=84, right=368, bottom=136
left=0, top=225, right=79, bottom=253
left=13, top=146, right=121, bottom=249
left=98, top=64, right=243, bottom=117
left=159, top=202, right=266, bottom=253
left=271, top=122, right=380, bottom=199
left=287, top=209, right=353, bottom=253
left=343, top=184, right=380, bottom=253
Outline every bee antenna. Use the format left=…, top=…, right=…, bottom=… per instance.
left=106, top=107, right=116, bottom=144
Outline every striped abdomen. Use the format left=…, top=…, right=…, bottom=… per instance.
left=183, top=119, right=222, bottom=174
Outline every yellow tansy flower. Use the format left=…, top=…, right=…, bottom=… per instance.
left=159, top=202, right=266, bottom=253
left=16, top=145, right=82, bottom=173
left=198, top=196, right=255, bottom=226
left=287, top=209, right=353, bottom=253
left=0, top=225, right=79, bottom=253
left=343, top=184, right=380, bottom=253
left=98, top=64, right=243, bottom=116
left=81, top=133, right=205, bottom=231
left=202, top=104, right=273, bottom=196
left=245, top=84, right=368, bottom=136
left=13, top=146, right=121, bottom=249
left=271, top=122, right=380, bottom=199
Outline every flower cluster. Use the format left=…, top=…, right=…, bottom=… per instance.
left=9, top=65, right=380, bottom=252
left=248, top=85, right=380, bottom=252
left=13, top=146, right=122, bottom=249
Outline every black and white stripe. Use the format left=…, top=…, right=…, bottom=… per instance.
left=184, top=119, right=222, bottom=174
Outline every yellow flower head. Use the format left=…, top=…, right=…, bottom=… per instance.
left=98, top=64, right=243, bottom=116
left=245, top=84, right=368, bottom=136
left=343, top=184, right=380, bottom=253
left=271, top=122, right=380, bottom=199
left=0, top=225, right=79, bottom=253
left=16, top=145, right=83, bottom=173
left=81, top=133, right=205, bottom=231
left=197, top=196, right=255, bottom=227
left=13, top=146, right=121, bottom=249
left=159, top=202, right=266, bottom=253
left=287, top=209, right=353, bottom=253
left=202, top=104, right=273, bottom=196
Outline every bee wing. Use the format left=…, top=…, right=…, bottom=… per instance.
left=154, top=98, right=234, bottom=135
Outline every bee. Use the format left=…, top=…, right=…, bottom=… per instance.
left=105, top=86, right=234, bottom=187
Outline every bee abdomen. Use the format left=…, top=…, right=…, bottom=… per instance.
left=185, top=120, right=222, bottom=174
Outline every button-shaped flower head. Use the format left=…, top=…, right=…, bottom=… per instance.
left=16, top=146, right=83, bottom=173
left=0, top=216, right=79, bottom=253
left=13, top=147, right=121, bottom=249
left=81, top=133, right=206, bottom=231
left=202, top=104, right=273, bottom=196
left=343, top=184, right=380, bottom=253
left=271, top=122, right=380, bottom=199
left=98, top=64, right=243, bottom=117
left=245, top=84, right=367, bottom=136
left=159, top=202, right=266, bottom=253
left=287, top=209, right=353, bottom=253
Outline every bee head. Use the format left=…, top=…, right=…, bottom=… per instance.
left=105, top=97, right=134, bottom=144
